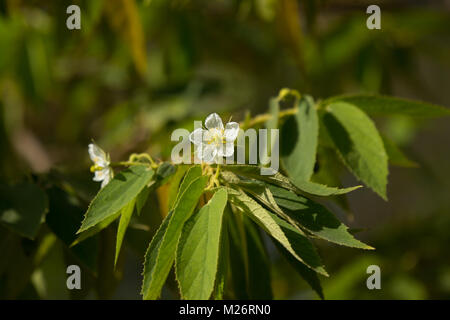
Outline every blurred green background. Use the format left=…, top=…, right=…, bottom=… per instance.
left=0, top=0, right=449, bottom=299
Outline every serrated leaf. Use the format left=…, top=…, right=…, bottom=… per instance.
left=227, top=187, right=327, bottom=276
left=237, top=182, right=304, bottom=234
left=240, top=183, right=284, bottom=216
left=135, top=162, right=175, bottom=216
left=224, top=165, right=359, bottom=196
left=0, top=183, right=48, bottom=239
left=282, top=95, right=318, bottom=181
left=78, top=166, right=154, bottom=233
left=141, top=175, right=208, bottom=300
left=238, top=181, right=363, bottom=248
left=135, top=184, right=152, bottom=216
left=176, top=188, right=228, bottom=300
left=140, top=210, right=172, bottom=295
left=167, top=165, right=190, bottom=211
left=293, top=180, right=361, bottom=196
left=178, top=166, right=202, bottom=200
left=224, top=165, right=298, bottom=192
left=115, top=198, right=136, bottom=267
left=156, top=162, right=177, bottom=181
left=71, top=211, right=121, bottom=247
left=325, top=94, right=450, bottom=117
left=268, top=185, right=373, bottom=249
left=323, top=102, right=388, bottom=199
left=213, top=205, right=231, bottom=300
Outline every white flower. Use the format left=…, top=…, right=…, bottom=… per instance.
left=189, top=113, right=239, bottom=163
left=88, top=143, right=113, bottom=188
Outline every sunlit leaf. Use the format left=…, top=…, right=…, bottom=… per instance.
left=115, top=198, right=137, bottom=266
left=282, top=95, right=318, bottom=182
left=167, top=165, right=190, bottom=210
left=176, top=188, right=228, bottom=300
left=141, top=175, right=208, bottom=300
left=325, top=94, right=450, bottom=118
left=224, top=165, right=359, bottom=196
left=268, top=185, right=373, bottom=249
left=323, top=102, right=388, bottom=199
left=78, top=166, right=154, bottom=233
left=227, top=187, right=327, bottom=276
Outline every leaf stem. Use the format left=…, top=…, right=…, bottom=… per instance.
left=240, top=107, right=298, bottom=129
left=206, top=164, right=221, bottom=189
left=214, top=165, right=221, bottom=182
left=110, top=161, right=152, bottom=167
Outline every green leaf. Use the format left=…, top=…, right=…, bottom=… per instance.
left=213, top=205, right=231, bottom=300
left=155, top=162, right=177, bottom=181
left=224, top=165, right=359, bottom=196
left=239, top=181, right=369, bottom=248
left=71, top=211, right=121, bottom=246
left=224, top=165, right=298, bottom=193
left=167, top=165, right=190, bottom=210
left=268, top=185, right=373, bottom=249
left=240, top=184, right=284, bottom=216
left=141, top=175, right=209, bottom=300
left=382, top=135, right=418, bottom=168
left=135, top=162, right=176, bottom=216
left=176, top=188, right=228, bottom=300
left=325, top=94, right=450, bottom=117
left=282, top=95, right=318, bottom=182
left=237, top=182, right=304, bottom=234
left=140, top=211, right=172, bottom=296
left=178, top=165, right=202, bottom=200
left=0, top=183, right=48, bottom=239
left=78, top=166, right=154, bottom=233
left=292, top=180, right=361, bottom=196
left=227, top=187, right=327, bottom=276
left=115, top=198, right=136, bottom=267
left=272, top=212, right=328, bottom=276
left=323, top=102, right=388, bottom=199
left=135, top=184, right=152, bottom=216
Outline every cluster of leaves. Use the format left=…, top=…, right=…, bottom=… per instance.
left=70, top=89, right=450, bottom=299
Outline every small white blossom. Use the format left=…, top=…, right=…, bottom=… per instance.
left=189, top=113, right=239, bottom=163
left=88, top=143, right=113, bottom=188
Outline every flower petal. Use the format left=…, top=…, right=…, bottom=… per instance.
left=93, top=168, right=108, bottom=182
left=199, top=144, right=217, bottom=163
left=217, top=142, right=235, bottom=158
left=189, top=128, right=206, bottom=145
left=101, top=169, right=113, bottom=188
left=88, top=143, right=108, bottom=166
left=205, top=113, right=224, bottom=130
left=224, top=122, right=239, bottom=142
